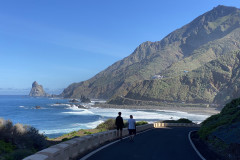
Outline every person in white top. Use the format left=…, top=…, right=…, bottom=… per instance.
left=128, top=115, right=136, bottom=141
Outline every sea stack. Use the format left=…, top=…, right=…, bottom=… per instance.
left=29, top=81, right=48, bottom=97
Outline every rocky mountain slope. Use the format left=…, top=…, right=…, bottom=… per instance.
left=111, top=51, right=240, bottom=105
left=61, top=5, right=240, bottom=105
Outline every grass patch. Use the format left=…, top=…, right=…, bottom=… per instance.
left=136, top=121, right=148, bottom=126
left=49, top=129, right=101, bottom=142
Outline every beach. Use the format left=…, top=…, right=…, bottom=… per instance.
left=93, top=103, right=221, bottom=116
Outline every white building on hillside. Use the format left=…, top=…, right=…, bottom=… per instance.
left=152, top=75, right=164, bottom=79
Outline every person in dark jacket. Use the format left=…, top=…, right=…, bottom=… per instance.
left=115, top=112, right=124, bottom=138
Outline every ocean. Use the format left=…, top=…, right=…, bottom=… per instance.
left=0, top=95, right=209, bottom=138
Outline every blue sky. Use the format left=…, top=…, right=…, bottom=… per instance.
left=1, top=0, right=240, bottom=95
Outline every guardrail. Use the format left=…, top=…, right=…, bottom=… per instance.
left=153, top=122, right=201, bottom=128
left=23, top=123, right=200, bottom=160
left=23, top=124, right=154, bottom=160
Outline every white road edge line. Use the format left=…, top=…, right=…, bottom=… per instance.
left=188, top=130, right=206, bottom=160
left=80, top=128, right=154, bottom=160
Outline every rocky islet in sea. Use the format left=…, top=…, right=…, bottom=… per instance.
left=29, top=81, right=49, bottom=97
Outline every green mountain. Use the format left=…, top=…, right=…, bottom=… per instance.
left=61, top=5, right=240, bottom=104
left=114, top=51, right=240, bottom=105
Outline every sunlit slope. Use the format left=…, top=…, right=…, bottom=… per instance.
left=118, top=51, right=240, bottom=104
left=61, top=5, right=240, bottom=101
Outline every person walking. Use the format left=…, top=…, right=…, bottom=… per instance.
left=128, top=115, right=136, bottom=141
left=115, top=112, right=124, bottom=139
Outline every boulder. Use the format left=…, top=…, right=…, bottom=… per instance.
left=35, top=106, right=41, bottom=109
left=77, top=105, right=86, bottom=109
left=69, top=99, right=79, bottom=103
left=80, top=95, right=91, bottom=103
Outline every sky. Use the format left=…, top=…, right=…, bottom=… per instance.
left=0, top=0, right=240, bottom=95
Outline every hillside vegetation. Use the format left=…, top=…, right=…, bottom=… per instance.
left=113, top=50, right=240, bottom=105
left=0, top=118, right=148, bottom=159
left=197, top=97, right=240, bottom=159
left=50, top=119, right=148, bottom=141
left=61, top=5, right=240, bottom=105
left=0, top=118, right=50, bottom=160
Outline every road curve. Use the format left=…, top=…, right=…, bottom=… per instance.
left=85, top=127, right=202, bottom=160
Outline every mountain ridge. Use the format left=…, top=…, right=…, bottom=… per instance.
left=61, top=5, right=240, bottom=105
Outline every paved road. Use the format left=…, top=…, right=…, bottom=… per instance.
left=86, top=127, right=202, bottom=160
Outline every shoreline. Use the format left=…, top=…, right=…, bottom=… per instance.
left=92, top=104, right=221, bottom=115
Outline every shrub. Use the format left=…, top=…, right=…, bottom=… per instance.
left=198, top=97, right=240, bottom=139
left=0, top=119, right=14, bottom=143
left=136, top=121, right=148, bottom=126
left=177, top=118, right=193, bottom=123
left=4, top=149, right=34, bottom=160
left=0, top=140, right=15, bottom=154
left=21, top=126, right=49, bottom=150
left=83, top=131, right=92, bottom=135
left=0, top=118, right=50, bottom=159
left=14, top=123, right=26, bottom=135
left=163, top=118, right=193, bottom=123
left=95, top=119, right=116, bottom=130
left=123, top=120, right=128, bottom=128
left=196, top=97, right=240, bottom=159
left=61, top=138, right=70, bottom=142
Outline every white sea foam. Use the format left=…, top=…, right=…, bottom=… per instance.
left=124, top=110, right=175, bottom=120
left=88, top=108, right=209, bottom=123
left=51, top=103, right=71, bottom=107
left=81, top=103, right=91, bottom=108
left=88, top=108, right=168, bottom=119
left=51, top=104, right=62, bottom=106
left=19, top=106, right=29, bottom=109
left=49, top=97, right=62, bottom=100
left=71, top=120, right=104, bottom=128
left=40, top=120, right=104, bottom=135
left=62, top=107, right=209, bottom=123
left=61, top=109, right=94, bottom=115
left=65, top=104, right=81, bottom=110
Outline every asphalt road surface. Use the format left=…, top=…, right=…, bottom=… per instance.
left=86, top=127, right=202, bottom=160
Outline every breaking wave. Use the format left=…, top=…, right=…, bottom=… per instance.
left=61, top=109, right=94, bottom=115
left=40, top=120, right=104, bottom=135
